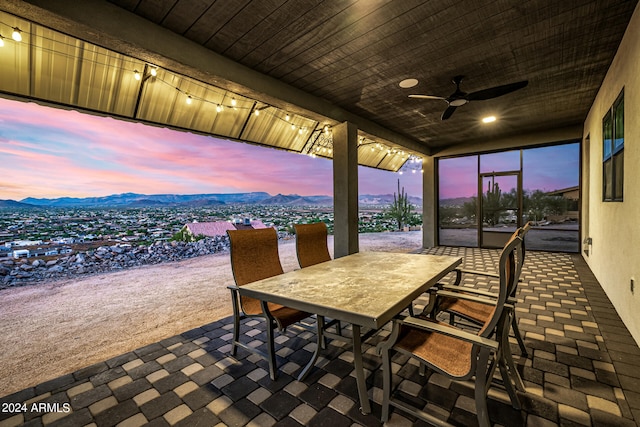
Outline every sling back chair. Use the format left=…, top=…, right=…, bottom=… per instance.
left=294, top=222, right=332, bottom=268
left=293, top=222, right=342, bottom=335
left=378, top=233, right=524, bottom=426
left=227, top=227, right=321, bottom=380
left=430, top=223, right=531, bottom=355
left=424, top=223, right=531, bottom=397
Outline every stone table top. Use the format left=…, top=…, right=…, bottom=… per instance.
left=239, top=252, right=462, bottom=329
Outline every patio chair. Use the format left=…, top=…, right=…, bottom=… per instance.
left=294, top=222, right=342, bottom=335
left=430, top=223, right=531, bottom=355
left=424, top=223, right=531, bottom=396
left=294, top=222, right=331, bottom=268
left=378, top=232, right=523, bottom=426
left=227, top=227, right=320, bottom=380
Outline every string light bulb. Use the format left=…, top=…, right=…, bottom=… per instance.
left=149, top=67, right=157, bottom=77
left=254, top=109, right=260, bottom=116
left=0, top=35, right=4, bottom=47
left=285, top=114, right=290, bottom=121
left=186, top=95, right=192, bottom=105
left=12, top=28, right=22, bottom=42
left=216, top=104, right=223, bottom=113
left=291, top=123, right=296, bottom=130
left=133, top=70, right=141, bottom=80
left=231, top=98, right=237, bottom=107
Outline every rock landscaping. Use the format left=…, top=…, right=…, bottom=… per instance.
left=0, top=236, right=230, bottom=289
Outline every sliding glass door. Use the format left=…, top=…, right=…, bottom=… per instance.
left=479, top=172, right=522, bottom=248
left=438, top=142, right=580, bottom=252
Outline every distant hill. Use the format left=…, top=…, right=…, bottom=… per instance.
left=0, top=199, right=36, bottom=208
left=14, top=191, right=427, bottom=208
left=260, top=194, right=334, bottom=205
left=439, top=196, right=474, bottom=207
left=21, top=192, right=272, bottom=207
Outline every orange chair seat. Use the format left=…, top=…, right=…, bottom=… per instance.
left=241, top=296, right=310, bottom=328
left=396, top=319, right=473, bottom=378
left=438, top=296, right=495, bottom=324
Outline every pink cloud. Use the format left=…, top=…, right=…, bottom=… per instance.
left=1, top=98, right=420, bottom=200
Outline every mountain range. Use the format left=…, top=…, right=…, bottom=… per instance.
left=2, top=192, right=424, bottom=208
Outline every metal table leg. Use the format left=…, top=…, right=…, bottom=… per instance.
left=351, top=324, right=371, bottom=414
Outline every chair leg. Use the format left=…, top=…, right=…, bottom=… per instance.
left=408, top=304, right=415, bottom=317
left=511, top=315, right=528, bottom=357
left=474, top=349, right=492, bottom=427
left=503, top=336, right=526, bottom=393
left=498, top=355, right=522, bottom=409
left=230, top=289, right=241, bottom=357
left=232, top=314, right=240, bottom=356
left=299, top=315, right=325, bottom=381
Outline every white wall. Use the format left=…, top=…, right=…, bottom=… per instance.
left=582, top=4, right=640, bottom=346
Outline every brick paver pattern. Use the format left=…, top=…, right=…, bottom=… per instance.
left=1, top=247, right=638, bottom=426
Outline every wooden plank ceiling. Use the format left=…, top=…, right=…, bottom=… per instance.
left=0, top=0, right=637, bottom=168
left=104, top=0, right=637, bottom=151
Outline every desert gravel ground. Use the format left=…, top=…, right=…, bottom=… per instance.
left=0, top=232, right=422, bottom=397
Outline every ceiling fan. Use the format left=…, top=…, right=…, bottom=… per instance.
left=409, top=75, right=528, bottom=120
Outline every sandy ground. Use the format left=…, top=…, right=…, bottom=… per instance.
left=0, top=232, right=422, bottom=397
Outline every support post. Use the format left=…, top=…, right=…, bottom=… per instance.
left=333, top=121, right=359, bottom=257
left=422, top=155, right=437, bottom=248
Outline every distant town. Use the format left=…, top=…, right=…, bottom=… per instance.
left=0, top=191, right=424, bottom=261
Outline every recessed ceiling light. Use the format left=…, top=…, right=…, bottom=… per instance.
left=482, top=116, right=497, bottom=123
left=399, top=78, right=419, bottom=88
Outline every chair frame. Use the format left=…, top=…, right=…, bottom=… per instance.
left=378, top=233, right=523, bottom=426
left=431, top=223, right=531, bottom=355
left=227, top=227, right=322, bottom=380
left=424, top=223, right=531, bottom=397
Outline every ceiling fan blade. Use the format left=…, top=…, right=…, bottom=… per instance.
left=441, top=105, right=457, bottom=120
left=467, top=80, right=528, bottom=101
left=408, top=94, right=446, bottom=100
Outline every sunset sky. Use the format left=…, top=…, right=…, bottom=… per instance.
left=1, top=97, right=577, bottom=202
left=1, top=98, right=421, bottom=200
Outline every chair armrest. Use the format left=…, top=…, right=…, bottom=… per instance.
left=401, top=316, right=499, bottom=350
left=439, top=284, right=499, bottom=299
left=459, top=268, right=523, bottom=283
left=436, top=290, right=498, bottom=307
left=459, top=268, right=499, bottom=279
left=227, top=284, right=239, bottom=291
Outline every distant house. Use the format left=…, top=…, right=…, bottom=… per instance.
left=546, top=186, right=580, bottom=222
left=181, top=218, right=267, bottom=240
left=12, top=249, right=30, bottom=259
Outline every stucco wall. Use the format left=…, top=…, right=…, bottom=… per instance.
left=582, top=4, right=640, bottom=345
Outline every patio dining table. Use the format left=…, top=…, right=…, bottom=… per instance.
left=238, top=251, right=462, bottom=414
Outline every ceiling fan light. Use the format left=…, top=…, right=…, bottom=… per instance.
left=482, top=115, right=497, bottom=123
left=449, top=99, right=467, bottom=107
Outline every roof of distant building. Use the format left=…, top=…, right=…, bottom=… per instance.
left=184, top=220, right=267, bottom=237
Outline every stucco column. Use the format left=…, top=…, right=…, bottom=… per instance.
left=333, top=121, right=359, bottom=257
left=422, top=155, right=437, bottom=248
